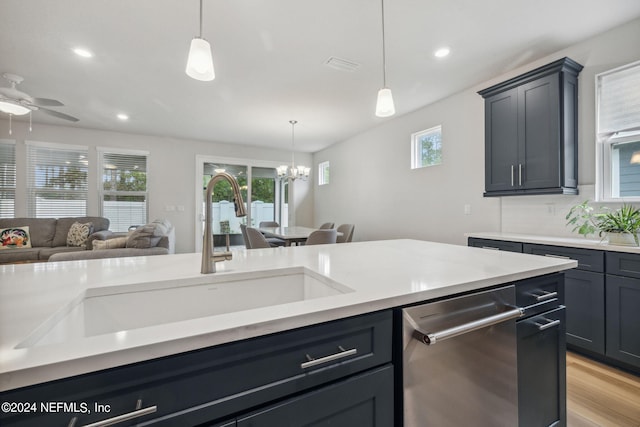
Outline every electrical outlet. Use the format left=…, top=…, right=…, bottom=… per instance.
left=464, top=204, right=471, bottom=215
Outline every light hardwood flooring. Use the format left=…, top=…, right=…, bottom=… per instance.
left=567, top=351, right=640, bottom=427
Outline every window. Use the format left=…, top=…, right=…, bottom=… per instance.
left=411, top=125, right=442, bottom=169
left=596, top=60, right=640, bottom=201
left=0, top=140, right=16, bottom=218
left=318, top=161, right=330, bottom=185
left=26, top=141, right=88, bottom=218
left=99, top=148, right=148, bottom=232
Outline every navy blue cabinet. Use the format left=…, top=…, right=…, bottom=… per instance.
left=0, top=311, right=393, bottom=427
left=468, top=237, right=523, bottom=252
left=479, top=58, right=582, bottom=197
left=469, top=237, right=640, bottom=372
left=605, top=252, right=640, bottom=368
left=236, top=365, right=394, bottom=427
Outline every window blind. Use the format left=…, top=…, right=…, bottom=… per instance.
left=597, top=61, right=640, bottom=135
left=99, top=150, right=148, bottom=232
left=26, top=142, right=88, bottom=218
left=0, top=140, right=16, bottom=218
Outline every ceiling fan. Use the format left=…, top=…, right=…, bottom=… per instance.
left=0, top=73, right=79, bottom=122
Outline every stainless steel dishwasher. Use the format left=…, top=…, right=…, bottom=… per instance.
left=402, top=285, right=524, bottom=427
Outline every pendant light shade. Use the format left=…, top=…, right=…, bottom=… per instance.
left=186, top=0, right=215, bottom=81
left=375, top=88, right=395, bottom=117
left=186, top=38, right=215, bottom=81
left=375, top=0, right=395, bottom=118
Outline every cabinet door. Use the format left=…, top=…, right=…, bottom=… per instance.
left=517, top=307, right=566, bottom=427
left=517, top=74, right=561, bottom=190
left=606, top=275, right=640, bottom=368
left=484, top=88, right=519, bottom=193
left=237, top=365, right=394, bottom=427
left=565, top=270, right=605, bottom=354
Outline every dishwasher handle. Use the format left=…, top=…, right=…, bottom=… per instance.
left=413, top=306, right=525, bottom=345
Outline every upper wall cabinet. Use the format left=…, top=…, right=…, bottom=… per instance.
left=478, top=57, right=583, bottom=197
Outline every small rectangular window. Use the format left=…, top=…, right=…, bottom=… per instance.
left=411, top=125, right=442, bottom=169
left=596, top=60, right=640, bottom=201
left=318, top=161, right=330, bottom=185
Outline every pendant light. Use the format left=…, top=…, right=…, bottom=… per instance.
left=186, top=0, right=215, bottom=81
left=375, top=0, right=395, bottom=117
left=277, top=120, right=310, bottom=181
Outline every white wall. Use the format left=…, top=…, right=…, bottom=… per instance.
left=0, top=120, right=313, bottom=253
left=313, top=18, right=640, bottom=245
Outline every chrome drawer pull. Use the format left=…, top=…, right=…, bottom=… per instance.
left=544, top=254, right=571, bottom=260
left=530, top=290, right=558, bottom=302
left=301, top=346, right=357, bottom=369
left=534, top=318, right=561, bottom=331
left=481, top=246, right=500, bottom=250
left=77, top=404, right=157, bottom=427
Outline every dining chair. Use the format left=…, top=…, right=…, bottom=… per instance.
left=305, top=229, right=337, bottom=245
left=245, top=227, right=273, bottom=249
left=318, top=222, right=335, bottom=229
left=240, top=224, right=251, bottom=249
left=257, top=221, right=285, bottom=246
left=336, top=224, right=355, bottom=243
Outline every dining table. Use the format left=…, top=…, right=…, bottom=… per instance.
left=258, top=226, right=342, bottom=246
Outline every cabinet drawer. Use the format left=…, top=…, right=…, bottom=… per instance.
left=237, top=365, right=394, bottom=427
left=523, top=243, right=604, bottom=272
left=606, top=251, right=640, bottom=279
left=468, top=237, right=523, bottom=253
left=0, top=311, right=393, bottom=427
left=516, top=273, right=564, bottom=318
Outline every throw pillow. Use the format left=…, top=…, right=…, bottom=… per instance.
left=92, top=236, right=128, bottom=250
left=67, top=222, right=94, bottom=247
left=126, top=220, right=170, bottom=249
left=0, top=226, right=32, bottom=249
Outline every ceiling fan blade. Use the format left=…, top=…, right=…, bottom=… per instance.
left=32, top=97, right=64, bottom=107
left=38, top=107, right=79, bottom=122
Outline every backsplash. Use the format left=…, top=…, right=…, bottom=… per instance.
left=501, top=185, right=597, bottom=238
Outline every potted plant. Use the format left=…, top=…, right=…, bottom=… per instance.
left=566, top=201, right=640, bottom=246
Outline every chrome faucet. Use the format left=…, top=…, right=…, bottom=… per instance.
left=201, top=172, right=247, bottom=274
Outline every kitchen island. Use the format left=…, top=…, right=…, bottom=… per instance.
left=0, top=239, right=576, bottom=426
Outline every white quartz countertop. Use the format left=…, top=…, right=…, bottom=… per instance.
left=466, top=231, right=640, bottom=253
left=0, top=239, right=576, bottom=391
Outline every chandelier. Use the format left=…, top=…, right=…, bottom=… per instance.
left=277, top=120, right=310, bottom=181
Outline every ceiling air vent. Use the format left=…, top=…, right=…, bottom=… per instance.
left=324, top=57, right=360, bottom=72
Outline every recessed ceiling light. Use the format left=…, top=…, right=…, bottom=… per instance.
left=117, top=113, right=129, bottom=121
left=434, top=47, right=450, bottom=58
left=73, top=48, right=94, bottom=58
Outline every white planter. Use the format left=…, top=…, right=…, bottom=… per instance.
left=606, top=232, right=638, bottom=246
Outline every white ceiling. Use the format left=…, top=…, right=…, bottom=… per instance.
left=1, top=0, right=640, bottom=152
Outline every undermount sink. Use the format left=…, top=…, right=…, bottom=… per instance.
left=17, top=267, right=353, bottom=348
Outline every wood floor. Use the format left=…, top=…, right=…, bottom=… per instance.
left=567, top=351, right=640, bottom=427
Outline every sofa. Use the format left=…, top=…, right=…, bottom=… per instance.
left=0, top=217, right=174, bottom=264
left=0, top=217, right=111, bottom=263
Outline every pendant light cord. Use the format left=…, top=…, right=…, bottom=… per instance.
left=199, top=0, right=204, bottom=37
left=381, top=0, right=387, bottom=88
